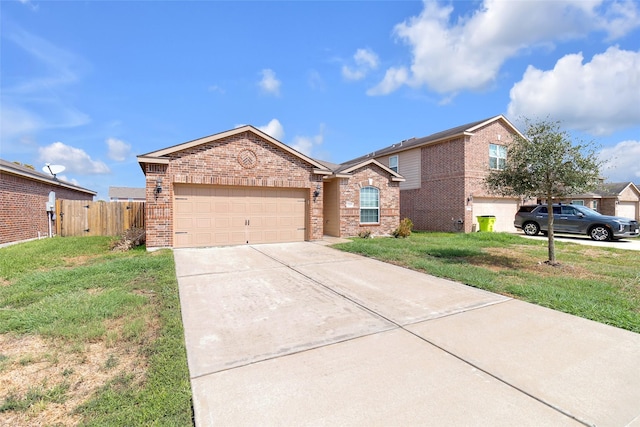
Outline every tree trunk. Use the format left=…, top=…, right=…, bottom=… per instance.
left=547, top=195, right=556, bottom=264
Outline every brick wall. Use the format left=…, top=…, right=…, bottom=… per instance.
left=338, top=165, right=400, bottom=237
left=402, top=136, right=467, bottom=231
left=0, top=172, right=93, bottom=244
left=463, top=120, right=515, bottom=232
left=144, top=131, right=324, bottom=248
left=401, top=120, right=517, bottom=233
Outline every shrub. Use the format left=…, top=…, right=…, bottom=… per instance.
left=392, top=218, right=413, bottom=238
left=358, top=230, right=372, bottom=239
left=110, top=228, right=146, bottom=252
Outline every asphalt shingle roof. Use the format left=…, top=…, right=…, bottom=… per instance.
left=0, top=159, right=96, bottom=195
left=342, top=116, right=497, bottom=165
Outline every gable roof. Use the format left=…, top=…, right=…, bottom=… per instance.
left=109, top=186, right=146, bottom=199
left=597, top=182, right=639, bottom=197
left=137, top=125, right=332, bottom=175
left=0, top=159, right=96, bottom=196
left=329, top=158, right=405, bottom=181
left=344, top=115, right=524, bottom=163
left=569, top=182, right=640, bottom=198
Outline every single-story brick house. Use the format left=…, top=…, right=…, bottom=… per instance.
left=349, top=115, right=525, bottom=233
left=137, top=126, right=403, bottom=249
left=0, top=159, right=96, bottom=245
left=558, top=182, right=640, bottom=221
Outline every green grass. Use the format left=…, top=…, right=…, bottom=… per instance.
left=334, top=232, right=640, bottom=333
left=0, top=236, right=193, bottom=426
left=1, top=381, right=70, bottom=412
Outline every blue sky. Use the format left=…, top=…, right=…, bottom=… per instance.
left=2, top=0, right=639, bottom=200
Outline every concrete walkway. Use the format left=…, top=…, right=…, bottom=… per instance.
left=174, top=242, right=640, bottom=427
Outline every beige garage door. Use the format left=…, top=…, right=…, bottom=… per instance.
left=174, top=185, right=307, bottom=248
left=618, top=201, right=638, bottom=221
left=473, top=198, right=519, bottom=232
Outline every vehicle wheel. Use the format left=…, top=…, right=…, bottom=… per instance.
left=523, top=222, right=540, bottom=236
left=589, top=226, right=611, bottom=241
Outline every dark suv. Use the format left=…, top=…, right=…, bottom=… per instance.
left=514, top=204, right=639, bottom=241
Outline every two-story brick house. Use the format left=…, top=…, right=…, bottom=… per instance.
left=350, top=115, right=525, bottom=233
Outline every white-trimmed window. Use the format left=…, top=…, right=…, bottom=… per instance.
left=360, top=186, right=379, bottom=223
left=489, top=144, right=507, bottom=170
left=571, top=200, right=584, bottom=206
left=592, top=200, right=598, bottom=211
left=389, top=155, right=398, bottom=173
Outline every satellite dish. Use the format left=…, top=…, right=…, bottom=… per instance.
left=42, top=163, right=66, bottom=178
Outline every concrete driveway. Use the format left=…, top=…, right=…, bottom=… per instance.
left=174, top=242, right=640, bottom=427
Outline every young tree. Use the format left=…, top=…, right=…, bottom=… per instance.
left=485, top=118, right=602, bottom=264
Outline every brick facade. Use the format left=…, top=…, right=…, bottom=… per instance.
left=0, top=170, right=94, bottom=245
left=382, top=117, right=520, bottom=233
left=402, top=136, right=467, bottom=231
left=143, top=130, right=326, bottom=248
left=140, top=127, right=404, bottom=248
left=337, top=164, right=401, bottom=237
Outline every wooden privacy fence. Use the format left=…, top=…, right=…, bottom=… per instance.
left=56, top=200, right=145, bottom=237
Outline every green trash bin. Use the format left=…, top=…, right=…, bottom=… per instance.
left=477, top=215, right=496, bottom=232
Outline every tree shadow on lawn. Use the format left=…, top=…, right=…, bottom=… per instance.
left=425, top=247, right=525, bottom=271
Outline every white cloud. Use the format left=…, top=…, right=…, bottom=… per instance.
left=598, top=140, right=640, bottom=183
left=369, top=0, right=640, bottom=96
left=0, top=25, right=90, bottom=146
left=19, top=0, right=38, bottom=11
left=0, top=105, right=41, bottom=139
left=291, top=125, right=325, bottom=157
left=258, top=69, right=281, bottom=96
left=367, top=67, right=410, bottom=96
left=597, top=0, right=640, bottom=40
left=507, top=47, right=640, bottom=135
left=258, top=119, right=285, bottom=141
left=207, top=84, right=225, bottom=94
left=342, top=48, right=379, bottom=81
left=106, top=137, right=131, bottom=161
left=38, top=142, right=110, bottom=174
left=5, top=25, right=86, bottom=94
left=308, top=70, right=326, bottom=91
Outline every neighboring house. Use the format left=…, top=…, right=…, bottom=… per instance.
left=0, top=159, right=96, bottom=245
left=137, top=126, right=403, bottom=249
left=347, top=115, right=525, bottom=233
left=108, top=186, right=146, bottom=202
left=559, top=182, right=640, bottom=221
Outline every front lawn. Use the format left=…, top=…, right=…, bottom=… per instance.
left=333, top=232, right=640, bottom=333
left=0, top=237, right=192, bottom=426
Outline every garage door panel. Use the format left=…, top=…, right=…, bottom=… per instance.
left=174, top=232, right=191, bottom=247
left=248, top=202, right=263, bottom=213
left=214, top=217, right=231, bottom=228
left=214, top=201, right=230, bottom=213
left=195, top=201, right=211, bottom=212
left=196, top=218, right=211, bottom=228
left=264, top=217, right=278, bottom=227
left=175, top=217, right=194, bottom=229
left=618, top=202, right=637, bottom=220
left=279, top=216, right=294, bottom=227
left=231, top=202, right=246, bottom=214
left=473, top=198, right=519, bottom=233
left=176, top=201, right=194, bottom=214
left=195, top=233, right=212, bottom=245
left=174, top=185, right=307, bottom=248
left=264, top=202, right=278, bottom=213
